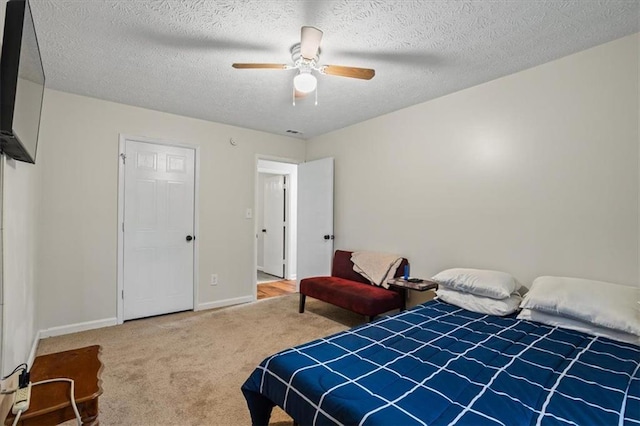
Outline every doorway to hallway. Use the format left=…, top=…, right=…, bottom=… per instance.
left=256, top=159, right=298, bottom=299
left=254, top=157, right=335, bottom=301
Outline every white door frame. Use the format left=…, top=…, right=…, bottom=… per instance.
left=117, top=134, right=200, bottom=324
left=254, top=155, right=299, bottom=300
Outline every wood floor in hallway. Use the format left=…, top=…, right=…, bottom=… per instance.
left=257, top=280, right=296, bottom=300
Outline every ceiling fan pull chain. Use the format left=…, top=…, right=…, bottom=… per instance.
left=292, top=85, right=296, bottom=106
left=315, top=85, right=318, bottom=106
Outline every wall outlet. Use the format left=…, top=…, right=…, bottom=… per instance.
left=210, top=274, right=218, bottom=286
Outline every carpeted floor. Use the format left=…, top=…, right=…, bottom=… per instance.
left=37, top=294, right=363, bottom=425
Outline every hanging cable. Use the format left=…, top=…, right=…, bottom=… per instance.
left=31, top=378, right=81, bottom=425
left=2, top=364, right=27, bottom=380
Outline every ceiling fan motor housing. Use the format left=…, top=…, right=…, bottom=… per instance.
left=291, top=44, right=320, bottom=68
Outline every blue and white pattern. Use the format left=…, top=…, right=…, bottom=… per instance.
left=242, top=300, right=640, bottom=425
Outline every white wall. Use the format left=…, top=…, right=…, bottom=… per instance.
left=0, top=0, right=39, bottom=376
left=36, top=89, right=305, bottom=331
left=1, top=157, right=39, bottom=374
left=307, top=34, right=639, bottom=301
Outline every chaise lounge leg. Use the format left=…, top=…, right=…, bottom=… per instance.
left=366, top=315, right=374, bottom=322
left=299, top=294, right=306, bottom=313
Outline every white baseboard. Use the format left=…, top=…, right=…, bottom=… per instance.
left=27, top=330, right=41, bottom=368
left=39, top=317, right=118, bottom=338
left=257, top=266, right=264, bottom=272
left=196, top=295, right=254, bottom=311
left=288, top=274, right=297, bottom=281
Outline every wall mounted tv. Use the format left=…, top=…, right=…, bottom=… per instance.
left=0, top=0, right=45, bottom=164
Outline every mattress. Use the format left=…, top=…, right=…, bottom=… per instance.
left=242, top=300, right=640, bottom=425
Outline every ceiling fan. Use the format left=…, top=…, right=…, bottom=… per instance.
left=232, top=26, right=375, bottom=104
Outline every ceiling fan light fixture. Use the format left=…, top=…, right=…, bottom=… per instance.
left=293, top=72, right=317, bottom=93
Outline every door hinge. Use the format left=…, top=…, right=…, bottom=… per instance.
left=121, top=290, right=124, bottom=299
left=120, top=153, right=126, bottom=164
left=122, top=222, right=124, bottom=232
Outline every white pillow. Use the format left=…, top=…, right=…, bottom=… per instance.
left=432, top=268, right=518, bottom=300
left=517, top=308, right=640, bottom=346
left=520, top=276, right=640, bottom=337
left=437, top=288, right=522, bottom=316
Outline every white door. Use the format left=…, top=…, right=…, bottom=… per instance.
left=123, top=140, right=195, bottom=320
left=263, top=175, right=285, bottom=277
left=297, top=158, right=334, bottom=282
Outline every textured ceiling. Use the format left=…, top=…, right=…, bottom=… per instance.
left=30, top=1, right=639, bottom=139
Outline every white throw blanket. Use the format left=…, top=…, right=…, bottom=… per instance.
left=351, top=251, right=403, bottom=289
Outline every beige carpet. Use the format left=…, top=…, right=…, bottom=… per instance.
left=37, top=294, right=363, bottom=425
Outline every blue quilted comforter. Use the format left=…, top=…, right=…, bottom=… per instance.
left=242, top=300, right=640, bottom=425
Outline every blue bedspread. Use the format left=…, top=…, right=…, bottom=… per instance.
left=242, top=300, right=640, bottom=425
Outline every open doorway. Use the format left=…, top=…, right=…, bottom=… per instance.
left=256, top=159, right=297, bottom=300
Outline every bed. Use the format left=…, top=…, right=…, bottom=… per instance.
left=242, top=299, right=640, bottom=425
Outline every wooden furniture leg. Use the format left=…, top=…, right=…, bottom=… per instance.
left=80, top=397, right=99, bottom=425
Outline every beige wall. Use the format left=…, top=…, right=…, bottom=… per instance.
left=36, top=89, right=305, bottom=331
left=307, top=34, right=639, bottom=303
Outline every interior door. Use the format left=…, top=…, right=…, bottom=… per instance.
left=263, top=174, right=285, bottom=277
left=297, top=158, right=334, bottom=282
left=123, top=140, right=195, bottom=320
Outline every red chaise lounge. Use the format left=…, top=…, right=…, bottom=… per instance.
left=298, top=250, right=409, bottom=322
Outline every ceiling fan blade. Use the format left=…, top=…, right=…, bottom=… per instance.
left=300, top=26, right=323, bottom=59
left=232, top=63, right=288, bottom=69
left=321, top=65, right=375, bottom=80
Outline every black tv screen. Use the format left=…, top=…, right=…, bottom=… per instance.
left=0, top=0, right=45, bottom=164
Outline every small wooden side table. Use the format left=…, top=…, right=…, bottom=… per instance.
left=5, top=345, right=104, bottom=426
left=387, top=278, right=438, bottom=309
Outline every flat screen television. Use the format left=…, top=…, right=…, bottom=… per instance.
left=0, top=0, right=44, bottom=164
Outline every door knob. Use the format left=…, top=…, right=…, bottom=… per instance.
left=186, top=235, right=194, bottom=242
